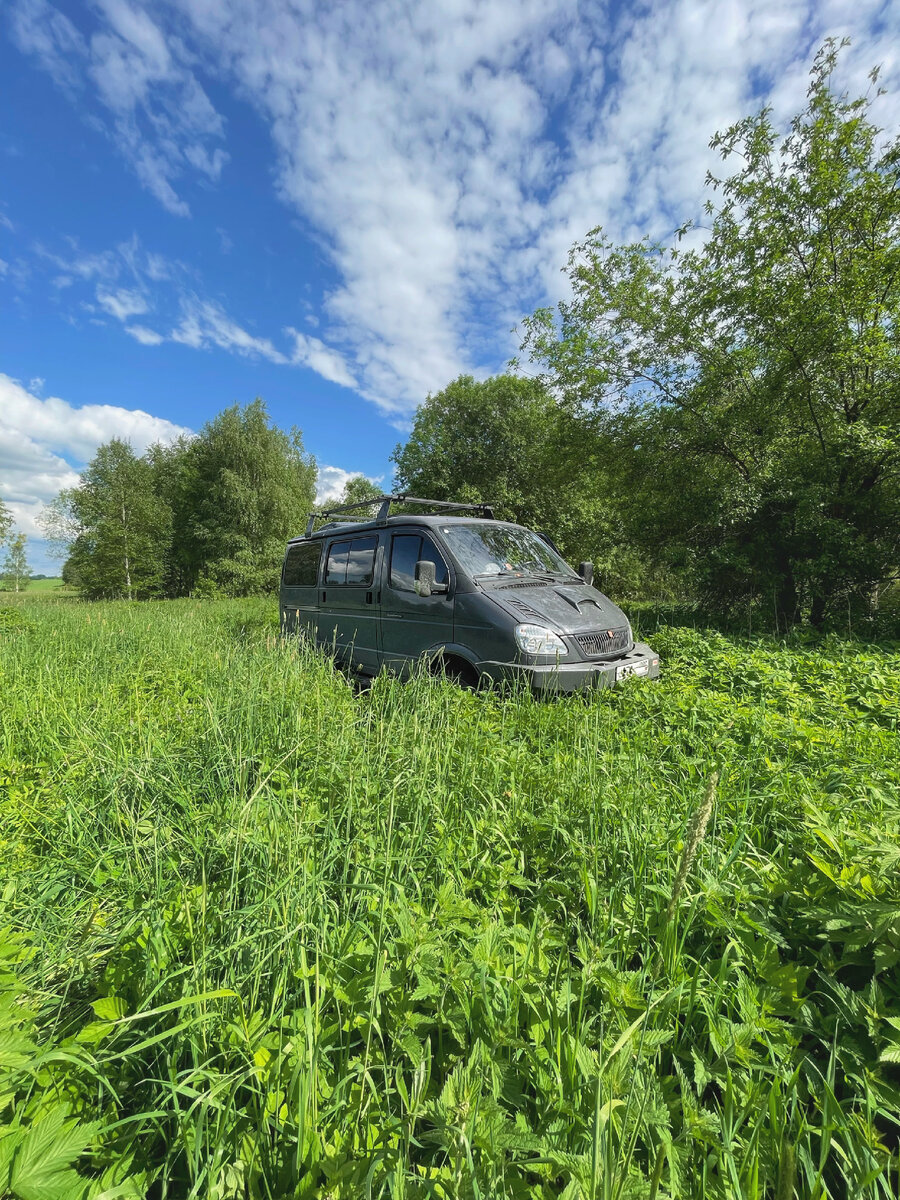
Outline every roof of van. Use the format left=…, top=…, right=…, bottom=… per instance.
left=287, top=514, right=519, bottom=545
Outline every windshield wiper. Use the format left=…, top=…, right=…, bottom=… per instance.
left=475, top=569, right=567, bottom=582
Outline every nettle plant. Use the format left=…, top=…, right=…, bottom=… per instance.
left=0, top=929, right=144, bottom=1200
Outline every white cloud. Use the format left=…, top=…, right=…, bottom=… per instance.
left=315, top=466, right=383, bottom=505
left=162, top=0, right=899, bottom=415
left=9, top=0, right=227, bottom=216
left=7, top=0, right=86, bottom=92
left=287, top=329, right=357, bottom=390
left=96, top=286, right=149, bottom=320
left=10, top=0, right=900, bottom=420
left=0, top=259, right=8, bottom=277
left=27, top=229, right=363, bottom=388
left=170, top=295, right=288, bottom=362
left=0, top=213, right=14, bottom=231
left=0, top=373, right=191, bottom=553
left=125, top=323, right=164, bottom=345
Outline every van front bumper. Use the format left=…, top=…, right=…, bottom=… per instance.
left=481, top=641, right=660, bottom=693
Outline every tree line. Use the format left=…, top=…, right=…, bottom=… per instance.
left=397, top=44, right=900, bottom=627
left=34, top=43, right=900, bottom=623
left=39, top=400, right=317, bottom=599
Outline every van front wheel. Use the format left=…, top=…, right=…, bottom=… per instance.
left=429, top=653, right=480, bottom=690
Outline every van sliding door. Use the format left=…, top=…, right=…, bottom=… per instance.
left=316, top=535, right=381, bottom=672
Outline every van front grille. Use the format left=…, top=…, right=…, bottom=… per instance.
left=575, top=628, right=631, bottom=658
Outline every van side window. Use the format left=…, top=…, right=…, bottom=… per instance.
left=389, top=534, right=449, bottom=593
left=346, top=536, right=377, bottom=586
left=283, top=542, right=321, bottom=587
left=325, top=541, right=351, bottom=585
left=326, top=536, right=378, bottom=586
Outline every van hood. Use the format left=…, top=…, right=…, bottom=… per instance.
left=482, top=578, right=629, bottom=636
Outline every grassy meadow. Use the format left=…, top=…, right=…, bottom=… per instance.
left=0, top=593, right=898, bottom=1198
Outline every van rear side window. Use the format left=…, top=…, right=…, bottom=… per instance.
left=326, top=536, right=378, bottom=586
left=283, top=542, right=321, bottom=586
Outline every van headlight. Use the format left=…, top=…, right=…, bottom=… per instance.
left=515, top=623, right=569, bottom=656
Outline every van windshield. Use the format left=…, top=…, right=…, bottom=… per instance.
left=441, top=523, right=577, bottom=579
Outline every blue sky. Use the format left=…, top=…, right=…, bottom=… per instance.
left=2, top=0, right=898, bottom=573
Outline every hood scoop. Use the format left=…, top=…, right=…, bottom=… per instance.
left=554, top=588, right=603, bottom=612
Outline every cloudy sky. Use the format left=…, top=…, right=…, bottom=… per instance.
left=2, top=0, right=898, bottom=572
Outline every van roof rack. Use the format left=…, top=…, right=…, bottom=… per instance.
left=304, top=494, right=495, bottom=537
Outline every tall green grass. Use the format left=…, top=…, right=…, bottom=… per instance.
left=1, top=596, right=898, bottom=1197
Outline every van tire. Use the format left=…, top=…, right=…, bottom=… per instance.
left=431, top=653, right=480, bottom=690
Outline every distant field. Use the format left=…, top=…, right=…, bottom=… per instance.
left=1, top=576, right=66, bottom=594
left=1, top=594, right=898, bottom=1197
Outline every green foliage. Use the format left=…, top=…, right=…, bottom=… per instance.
left=0, top=929, right=145, bottom=1198
left=1, top=593, right=898, bottom=1195
left=47, top=400, right=317, bottom=600
left=172, top=399, right=317, bottom=597
left=316, top=473, right=385, bottom=523
left=392, top=375, right=647, bottom=592
left=0, top=498, right=12, bottom=548
left=391, top=374, right=559, bottom=525
left=339, top=474, right=383, bottom=506
left=1, top=533, right=30, bottom=593
left=520, top=42, right=900, bottom=625
left=58, top=440, right=171, bottom=601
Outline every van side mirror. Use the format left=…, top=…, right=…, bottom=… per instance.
left=578, top=561, right=594, bottom=586
left=414, top=560, right=448, bottom=597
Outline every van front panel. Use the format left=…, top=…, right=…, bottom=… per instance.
left=380, top=529, right=454, bottom=673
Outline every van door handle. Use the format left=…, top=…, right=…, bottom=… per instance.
left=321, top=590, right=326, bottom=603
left=366, top=591, right=373, bottom=604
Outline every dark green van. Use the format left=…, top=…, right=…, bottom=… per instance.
left=280, top=496, right=659, bottom=692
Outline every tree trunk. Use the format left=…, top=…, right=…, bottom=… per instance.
left=775, top=573, right=798, bottom=630
left=121, top=499, right=132, bottom=602
left=809, top=592, right=827, bottom=628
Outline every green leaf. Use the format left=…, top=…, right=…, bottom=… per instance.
left=7, top=1106, right=97, bottom=1200
left=90, top=997, right=127, bottom=1023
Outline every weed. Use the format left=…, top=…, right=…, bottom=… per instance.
left=1, top=596, right=898, bottom=1197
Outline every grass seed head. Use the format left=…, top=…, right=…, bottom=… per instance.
left=667, top=770, right=718, bottom=921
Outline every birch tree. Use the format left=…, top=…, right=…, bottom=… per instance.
left=1, top=532, right=30, bottom=592
left=62, top=440, right=171, bottom=599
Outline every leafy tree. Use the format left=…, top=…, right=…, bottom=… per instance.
left=392, top=375, right=554, bottom=524
left=339, top=474, right=383, bottom=506
left=0, top=497, right=12, bottom=548
left=1, top=532, right=30, bottom=592
left=520, top=42, right=900, bottom=624
left=37, top=491, right=82, bottom=562
left=316, top=474, right=385, bottom=522
left=61, top=440, right=171, bottom=600
left=179, top=400, right=317, bottom=596
left=391, top=374, right=644, bottom=590
left=145, top=435, right=200, bottom=597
